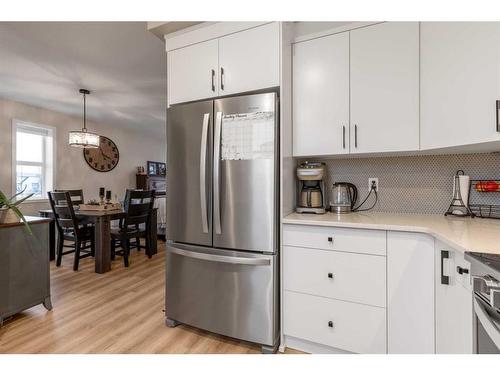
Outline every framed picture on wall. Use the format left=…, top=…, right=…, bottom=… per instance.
left=147, top=161, right=157, bottom=176
left=147, top=161, right=166, bottom=177
left=157, top=162, right=166, bottom=176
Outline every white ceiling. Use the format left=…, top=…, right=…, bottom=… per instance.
left=0, top=22, right=166, bottom=136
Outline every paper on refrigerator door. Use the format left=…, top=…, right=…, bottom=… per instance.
left=221, top=112, right=274, bottom=160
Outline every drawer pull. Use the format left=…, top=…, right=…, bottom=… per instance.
left=327, top=236, right=333, bottom=243
left=328, top=321, right=334, bottom=328
left=328, top=272, right=334, bottom=279
left=457, top=266, right=469, bottom=275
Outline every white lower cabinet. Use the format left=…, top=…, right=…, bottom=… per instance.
left=283, top=224, right=387, bottom=353
left=282, top=224, right=474, bottom=354
left=387, top=232, right=435, bottom=353
left=284, top=246, right=386, bottom=307
left=435, top=241, right=473, bottom=354
left=284, top=291, right=386, bottom=354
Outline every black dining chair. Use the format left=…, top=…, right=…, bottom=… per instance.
left=54, top=189, right=85, bottom=205
left=48, top=191, right=95, bottom=271
left=111, top=190, right=155, bottom=267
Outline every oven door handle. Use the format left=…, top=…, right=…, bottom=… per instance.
left=474, top=297, right=500, bottom=349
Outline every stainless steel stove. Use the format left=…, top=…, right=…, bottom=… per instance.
left=465, top=252, right=500, bottom=353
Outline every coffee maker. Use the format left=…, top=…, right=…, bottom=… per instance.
left=296, top=161, right=326, bottom=214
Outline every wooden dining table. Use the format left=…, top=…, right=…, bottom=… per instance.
left=39, top=208, right=157, bottom=274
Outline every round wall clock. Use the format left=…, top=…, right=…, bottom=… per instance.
left=83, top=136, right=119, bottom=172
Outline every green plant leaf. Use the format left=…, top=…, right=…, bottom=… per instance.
left=9, top=185, right=27, bottom=202
left=11, top=193, right=34, bottom=206
left=0, top=190, right=8, bottom=207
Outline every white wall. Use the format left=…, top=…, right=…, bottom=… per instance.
left=0, top=97, right=165, bottom=216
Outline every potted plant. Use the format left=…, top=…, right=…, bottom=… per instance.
left=0, top=188, right=33, bottom=232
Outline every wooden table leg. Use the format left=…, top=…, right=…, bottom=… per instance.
left=94, top=216, right=111, bottom=274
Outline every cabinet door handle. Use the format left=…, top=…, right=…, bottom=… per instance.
left=220, top=67, right=225, bottom=91
left=328, top=321, right=334, bottom=328
left=327, top=236, right=333, bottom=243
left=342, top=126, right=346, bottom=149
left=354, top=124, right=358, bottom=148
left=211, top=69, right=215, bottom=92
left=457, top=266, right=469, bottom=275
left=328, top=272, right=334, bottom=279
left=441, top=250, right=450, bottom=285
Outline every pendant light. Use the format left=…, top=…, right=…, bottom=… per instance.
left=68, top=89, right=99, bottom=148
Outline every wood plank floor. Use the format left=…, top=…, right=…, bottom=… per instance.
left=0, top=242, right=298, bottom=354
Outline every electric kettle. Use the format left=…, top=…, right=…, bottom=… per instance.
left=330, top=182, right=358, bottom=213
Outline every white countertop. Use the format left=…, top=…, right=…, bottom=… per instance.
left=283, top=211, right=500, bottom=255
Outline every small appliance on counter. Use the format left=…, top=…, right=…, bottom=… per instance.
left=330, top=182, right=358, bottom=214
left=296, top=161, right=326, bottom=214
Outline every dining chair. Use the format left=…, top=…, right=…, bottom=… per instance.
left=54, top=189, right=85, bottom=205
left=111, top=189, right=155, bottom=267
left=48, top=191, right=95, bottom=271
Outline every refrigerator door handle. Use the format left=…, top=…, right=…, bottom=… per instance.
left=214, top=111, right=223, bottom=234
left=169, top=246, right=271, bottom=266
left=199, top=113, right=210, bottom=233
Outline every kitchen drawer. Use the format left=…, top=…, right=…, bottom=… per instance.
left=283, top=224, right=386, bottom=256
left=284, top=246, right=386, bottom=307
left=284, top=291, right=386, bottom=354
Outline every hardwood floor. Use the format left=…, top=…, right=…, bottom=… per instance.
left=0, top=242, right=297, bottom=354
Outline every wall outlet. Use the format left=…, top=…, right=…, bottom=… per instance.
left=368, top=178, right=379, bottom=192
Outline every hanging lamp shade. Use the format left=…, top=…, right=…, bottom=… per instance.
left=69, top=89, right=99, bottom=148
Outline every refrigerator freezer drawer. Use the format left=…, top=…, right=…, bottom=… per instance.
left=166, top=244, right=279, bottom=346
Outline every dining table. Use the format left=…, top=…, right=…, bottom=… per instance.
left=39, top=208, right=157, bottom=274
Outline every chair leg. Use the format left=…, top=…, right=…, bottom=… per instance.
left=145, top=233, right=152, bottom=259
left=56, top=235, right=63, bottom=267
left=124, top=238, right=130, bottom=267
left=136, top=237, right=141, bottom=251
left=111, top=238, right=116, bottom=261
left=73, top=241, right=81, bottom=271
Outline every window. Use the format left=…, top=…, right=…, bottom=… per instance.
left=12, top=120, right=55, bottom=200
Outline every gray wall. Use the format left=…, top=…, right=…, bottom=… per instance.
left=305, top=153, right=500, bottom=214
left=0, top=97, right=166, bottom=216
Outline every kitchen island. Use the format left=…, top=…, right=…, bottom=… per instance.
left=0, top=216, right=52, bottom=326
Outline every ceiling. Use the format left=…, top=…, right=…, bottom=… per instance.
left=147, top=21, right=202, bottom=40
left=0, top=22, right=167, bottom=136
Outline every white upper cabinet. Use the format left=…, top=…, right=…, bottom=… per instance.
left=168, top=39, right=219, bottom=105
left=350, top=22, right=419, bottom=153
left=218, top=22, right=280, bottom=96
left=292, top=32, right=350, bottom=156
left=421, top=22, right=500, bottom=150
left=167, top=22, right=280, bottom=105
left=435, top=241, right=473, bottom=354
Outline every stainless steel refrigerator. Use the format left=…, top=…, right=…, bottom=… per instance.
left=165, top=92, right=279, bottom=353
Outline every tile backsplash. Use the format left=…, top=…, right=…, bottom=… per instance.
left=311, top=153, right=500, bottom=214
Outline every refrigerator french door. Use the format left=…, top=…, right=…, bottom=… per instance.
left=166, top=92, right=279, bottom=352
